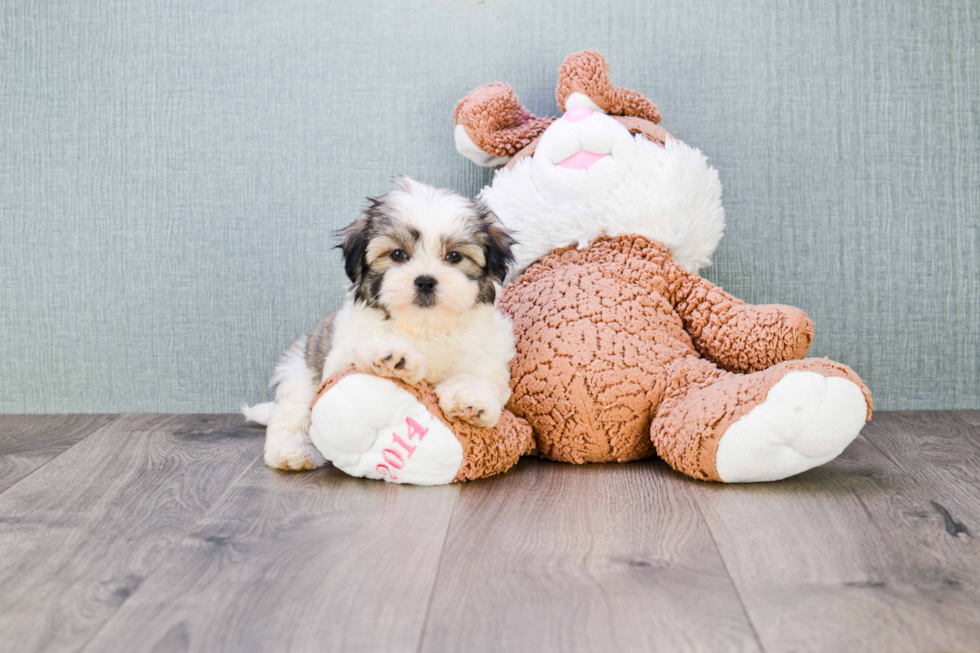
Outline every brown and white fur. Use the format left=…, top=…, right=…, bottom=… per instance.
left=243, top=177, right=517, bottom=471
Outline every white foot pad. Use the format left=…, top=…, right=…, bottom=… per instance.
left=715, top=371, right=868, bottom=483
left=309, top=374, right=463, bottom=485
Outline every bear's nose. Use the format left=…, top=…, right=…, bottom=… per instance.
left=563, top=106, right=593, bottom=123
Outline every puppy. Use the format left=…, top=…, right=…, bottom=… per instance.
left=244, top=177, right=518, bottom=471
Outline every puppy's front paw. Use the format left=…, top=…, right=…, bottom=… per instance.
left=354, top=337, right=426, bottom=385
left=436, top=376, right=502, bottom=428
left=265, top=432, right=325, bottom=471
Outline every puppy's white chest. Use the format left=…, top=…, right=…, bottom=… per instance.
left=411, top=336, right=458, bottom=384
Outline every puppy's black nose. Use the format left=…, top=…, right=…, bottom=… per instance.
left=414, top=276, right=437, bottom=293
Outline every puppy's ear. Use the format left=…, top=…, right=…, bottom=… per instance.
left=474, top=201, right=515, bottom=283
left=338, top=210, right=373, bottom=284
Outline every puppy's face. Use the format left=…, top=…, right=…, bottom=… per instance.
left=339, top=177, right=514, bottom=328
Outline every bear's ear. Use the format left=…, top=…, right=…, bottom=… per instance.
left=556, top=50, right=661, bottom=124
left=453, top=83, right=555, bottom=168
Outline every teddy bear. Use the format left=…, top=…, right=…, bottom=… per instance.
left=307, top=50, right=871, bottom=485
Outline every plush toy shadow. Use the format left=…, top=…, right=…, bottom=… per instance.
left=310, top=50, right=872, bottom=485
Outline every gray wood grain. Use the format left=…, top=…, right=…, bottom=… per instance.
left=4, top=411, right=980, bottom=653
left=953, top=410, right=980, bottom=428
left=0, top=414, right=262, bottom=653
left=79, top=459, right=460, bottom=653
left=0, top=414, right=117, bottom=493
left=689, top=432, right=980, bottom=653
left=862, top=411, right=980, bottom=520
left=418, top=458, right=760, bottom=653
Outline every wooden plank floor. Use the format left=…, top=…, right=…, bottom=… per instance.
left=0, top=411, right=977, bottom=653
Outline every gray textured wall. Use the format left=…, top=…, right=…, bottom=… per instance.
left=1, top=0, right=977, bottom=413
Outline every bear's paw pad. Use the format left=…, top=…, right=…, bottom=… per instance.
left=715, top=371, right=868, bottom=483
left=309, top=374, right=463, bottom=485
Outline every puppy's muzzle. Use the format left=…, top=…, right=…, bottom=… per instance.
left=414, top=275, right=438, bottom=307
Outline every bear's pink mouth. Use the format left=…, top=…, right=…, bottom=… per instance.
left=556, top=151, right=608, bottom=170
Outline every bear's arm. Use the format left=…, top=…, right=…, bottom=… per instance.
left=665, top=258, right=815, bottom=374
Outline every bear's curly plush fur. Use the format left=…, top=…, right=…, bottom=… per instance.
left=499, top=234, right=871, bottom=479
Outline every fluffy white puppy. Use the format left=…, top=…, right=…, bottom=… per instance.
left=244, top=177, right=518, bottom=471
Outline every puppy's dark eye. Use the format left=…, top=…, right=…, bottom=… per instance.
left=445, top=251, right=462, bottom=264
left=390, top=250, right=409, bottom=262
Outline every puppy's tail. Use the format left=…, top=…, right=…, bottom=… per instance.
left=241, top=401, right=275, bottom=426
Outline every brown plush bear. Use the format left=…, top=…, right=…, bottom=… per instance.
left=307, top=51, right=871, bottom=484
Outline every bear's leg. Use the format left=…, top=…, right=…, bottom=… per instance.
left=650, top=356, right=871, bottom=482
left=309, top=372, right=535, bottom=485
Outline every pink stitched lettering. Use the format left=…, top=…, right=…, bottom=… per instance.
left=382, top=448, right=405, bottom=468
left=392, top=433, right=416, bottom=456
left=406, top=417, right=428, bottom=441
left=375, top=417, right=431, bottom=481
